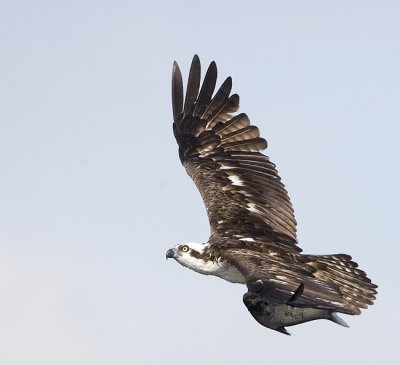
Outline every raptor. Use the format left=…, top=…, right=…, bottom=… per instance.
left=166, top=55, right=377, bottom=335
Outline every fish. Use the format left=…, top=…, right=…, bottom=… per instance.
left=243, top=281, right=349, bottom=335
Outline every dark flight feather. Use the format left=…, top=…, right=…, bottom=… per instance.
left=172, top=55, right=298, bottom=251
left=171, top=55, right=377, bottom=332
left=172, top=62, right=183, bottom=124
left=221, top=246, right=377, bottom=315
left=202, top=77, right=233, bottom=122
left=193, top=61, right=217, bottom=118
left=183, top=55, right=201, bottom=117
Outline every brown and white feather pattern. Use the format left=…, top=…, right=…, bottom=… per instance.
left=221, top=245, right=376, bottom=315
left=173, top=55, right=298, bottom=252
left=171, top=55, right=377, bottom=321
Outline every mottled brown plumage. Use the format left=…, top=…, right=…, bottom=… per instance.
left=169, top=55, right=377, bottom=334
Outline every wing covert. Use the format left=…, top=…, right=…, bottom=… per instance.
left=220, top=246, right=377, bottom=315
left=172, top=55, right=299, bottom=252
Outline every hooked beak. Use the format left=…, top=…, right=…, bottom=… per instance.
left=166, top=248, right=175, bottom=260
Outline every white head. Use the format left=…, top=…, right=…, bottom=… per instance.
left=166, top=241, right=246, bottom=283
left=166, top=242, right=210, bottom=271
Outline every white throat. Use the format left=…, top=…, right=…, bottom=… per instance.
left=174, top=242, right=246, bottom=284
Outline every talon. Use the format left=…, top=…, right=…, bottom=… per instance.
left=288, top=283, right=304, bottom=303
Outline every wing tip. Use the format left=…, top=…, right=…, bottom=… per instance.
left=192, top=54, right=200, bottom=63
left=172, top=60, right=181, bottom=74
left=172, top=61, right=184, bottom=123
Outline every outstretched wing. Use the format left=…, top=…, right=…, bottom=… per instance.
left=221, top=247, right=377, bottom=315
left=172, top=55, right=299, bottom=252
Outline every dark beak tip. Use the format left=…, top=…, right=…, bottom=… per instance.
left=166, top=248, right=175, bottom=259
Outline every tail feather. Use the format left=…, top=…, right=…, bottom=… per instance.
left=306, top=254, right=377, bottom=315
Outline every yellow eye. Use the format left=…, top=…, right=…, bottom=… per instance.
left=181, top=245, right=189, bottom=252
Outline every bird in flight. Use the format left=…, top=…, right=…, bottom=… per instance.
left=166, top=55, right=377, bottom=335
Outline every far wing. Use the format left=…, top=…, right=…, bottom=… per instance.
left=172, top=55, right=299, bottom=253
left=221, top=247, right=358, bottom=314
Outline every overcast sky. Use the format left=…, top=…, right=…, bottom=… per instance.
left=1, top=1, right=399, bottom=364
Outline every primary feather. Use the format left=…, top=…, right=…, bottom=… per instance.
left=168, top=55, right=377, bottom=334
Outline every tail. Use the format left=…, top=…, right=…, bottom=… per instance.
left=305, top=254, right=378, bottom=315
left=330, top=312, right=350, bottom=327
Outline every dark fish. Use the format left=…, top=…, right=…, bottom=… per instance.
left=243, top=282, right=349, bottom=335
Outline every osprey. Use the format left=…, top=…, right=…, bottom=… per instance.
left=166, top=55, right=377, bottom=335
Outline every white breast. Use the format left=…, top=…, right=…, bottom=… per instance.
left=177, top=254, right=246, bottom=284
left=212, top=260, right=246, bottom=284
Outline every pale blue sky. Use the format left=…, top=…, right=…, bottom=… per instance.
left=0, top=1, right=399, bottom=364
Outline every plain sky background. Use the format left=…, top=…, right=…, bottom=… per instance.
left=1, top=0, right=399, bottom=364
